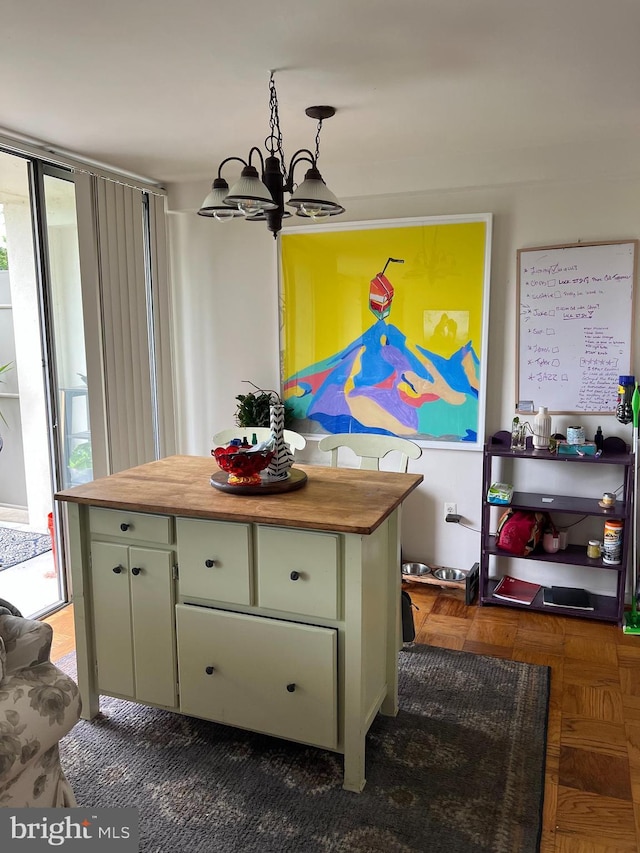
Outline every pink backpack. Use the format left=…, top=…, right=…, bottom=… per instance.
left=496, top=509, right=549, bottom=556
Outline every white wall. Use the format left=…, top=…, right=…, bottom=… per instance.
left=167, top=173, right=640, bottom=591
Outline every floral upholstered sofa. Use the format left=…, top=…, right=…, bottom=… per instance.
left=0, top=606, right=81, bottom=806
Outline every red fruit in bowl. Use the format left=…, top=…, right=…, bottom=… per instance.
left=212, top=446, right=274, bottom=485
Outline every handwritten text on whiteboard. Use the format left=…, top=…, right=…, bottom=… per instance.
left=517, top=242, right=635, bottom=413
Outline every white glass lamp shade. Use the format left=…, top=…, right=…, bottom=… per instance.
left=225, top=166, right=277, bottom=216
left=294, top=208, right=332, bottom=220
left=287, top=167, right=344, bottom=219
left=244, top=210, right=293, bottom=222
left=197, top=178, right=242, bottom=220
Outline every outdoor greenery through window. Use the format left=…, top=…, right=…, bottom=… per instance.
left=0, top=207, right=7, bottom=269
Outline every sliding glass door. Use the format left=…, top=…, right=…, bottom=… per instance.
left=0, top=140, right=174, bottom=618
left=41, top=169, right=93, bottom=490
left=0, top=154, right=91, bottom=617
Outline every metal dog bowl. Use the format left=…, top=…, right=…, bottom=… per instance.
left=402, top=561, right=431, bottom=577
left=432, top=567, right=466, bottom=582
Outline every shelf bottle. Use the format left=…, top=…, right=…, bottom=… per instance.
left=594, top=426, right=604, bottom=452
left=532, top=406, right=551, bottom=449
left=616, top=375, right=635, bottom=424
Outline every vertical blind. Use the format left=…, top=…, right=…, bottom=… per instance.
left=94, top=179, right=175, bottom=473
left=147, top=193, right=176, bottom=460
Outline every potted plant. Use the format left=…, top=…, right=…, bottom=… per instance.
left=68, top=440, right=93, bottom=484
left=234, top=381, right=294, bottom=429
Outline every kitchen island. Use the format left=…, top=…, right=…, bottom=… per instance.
left=56, top=455, right=422, bottom=792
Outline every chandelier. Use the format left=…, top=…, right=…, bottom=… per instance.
left=198, top=73, right=344, bottom=238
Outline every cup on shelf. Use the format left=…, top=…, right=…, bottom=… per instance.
left=543, top=532, right=560, bottom=554
left=566, top=426, right=585, bottom=445
left=587, top=539, right=601, bottom=559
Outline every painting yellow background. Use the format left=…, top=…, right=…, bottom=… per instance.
left=281, top=220, right=487, bottom=377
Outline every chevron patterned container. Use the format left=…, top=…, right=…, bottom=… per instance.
left=265, top=402, right=294, bottom=480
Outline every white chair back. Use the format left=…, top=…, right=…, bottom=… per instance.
left=213, top=426, right=306, bottom=452
left=317, top=433, right=421, bottom=473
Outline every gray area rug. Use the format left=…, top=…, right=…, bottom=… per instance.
left=0, top=526, right=51, bottom=570
left=58, top=645, right=549, bottom=853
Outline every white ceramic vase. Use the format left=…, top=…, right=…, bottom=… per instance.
left=265, top=402, right=293, bottom=480
left=533, top=406, right=551, bottom=449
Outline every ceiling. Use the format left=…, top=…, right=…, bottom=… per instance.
left=2, top=0, right=639, bottom=195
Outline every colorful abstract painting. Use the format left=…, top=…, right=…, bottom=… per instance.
left=279, top=215, right=492, bottom=448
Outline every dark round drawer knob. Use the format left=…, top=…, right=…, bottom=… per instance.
left=205, top=559, right=216, bottom=568
left=286, top=683, right=296, bottom=693
left=112, top=566, right=122, bottom=574
left=131, top=566, right=141, bottom=576
left=205, top=666, right=215, bottom=675
left=290, top=571, right=300, bottom=581
left=120, top=523, right=130, bottom=532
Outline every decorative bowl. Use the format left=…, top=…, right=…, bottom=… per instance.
left=212, top=446, right=274, bottom=485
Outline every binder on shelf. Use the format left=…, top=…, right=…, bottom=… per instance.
left=493, top=575, right=541, bottom=605
left=542, top=587, right=594, bottom=610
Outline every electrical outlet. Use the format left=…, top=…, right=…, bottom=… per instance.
left=444, top=502, right=457, bottom=521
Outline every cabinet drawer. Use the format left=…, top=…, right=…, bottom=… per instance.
left=176, top=604, right=337, bottom=749
left=176, top=518, right=251, bottom=605
left=90, top=507, right=172, bottom=545
left=256, top=526, right=340, bottom=619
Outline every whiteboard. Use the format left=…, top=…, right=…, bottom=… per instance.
left=517, top=241, right=637, bottom=414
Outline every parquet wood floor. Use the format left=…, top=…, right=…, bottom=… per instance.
left=45, top=586, right=640, bottom=852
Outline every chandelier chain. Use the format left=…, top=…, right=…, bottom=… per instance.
left=268, top=73, right=288, bottom=182
left=314, top=120, right=323, bottom=164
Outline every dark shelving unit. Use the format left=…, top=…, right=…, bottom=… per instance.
left=480, top=430, right=634, bottom=624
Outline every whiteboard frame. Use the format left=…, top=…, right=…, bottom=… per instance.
left=516, top=239, right=638, bottom=415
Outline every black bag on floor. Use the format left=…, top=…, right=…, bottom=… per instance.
left=401, top=590, right=417, bottom=643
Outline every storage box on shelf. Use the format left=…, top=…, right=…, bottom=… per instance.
left=480, top=430, right=634, bottom=624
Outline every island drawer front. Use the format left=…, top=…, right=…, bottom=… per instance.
left=89, top=507, right=172, bottom=545
left=256, top=526, right=340, bottom=620
left=176, top=518, right=252, bottom=605
left=176, top=605, right=337, bottom=750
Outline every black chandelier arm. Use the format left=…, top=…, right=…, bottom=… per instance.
left=284, top=149, right=317, bottom=191
left=216, top=156, right=248, bottom=178
left=247, top=147, right=266, bottom=173
left=288, top=148, right=316, bottom=168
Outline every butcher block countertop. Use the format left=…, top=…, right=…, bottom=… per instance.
left=55, top=455, right=423, bottom=535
